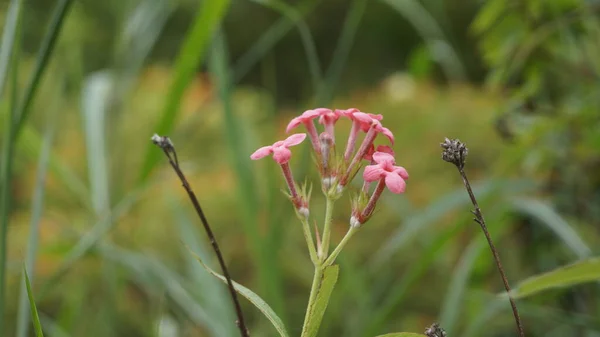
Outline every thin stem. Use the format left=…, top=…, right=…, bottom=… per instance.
left=300, top=266, right=324, bottom=337
left=300, top=217, right=319, bottom=265
left=457, top=167, right=525, bottom=337
left=320, top=197, right=335, bottom=260
left=156, top=142, right=249, bottom=337
left=324, top=226, right=357, bottom=266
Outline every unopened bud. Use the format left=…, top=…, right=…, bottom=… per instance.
left=297, top=206, right=310, bottom=219
left=441, top=137, right=468, bottom=169
left=350, top=215, right=362, bottom=228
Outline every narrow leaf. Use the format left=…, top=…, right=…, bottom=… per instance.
left=137, top=0, right=230, bottom=183
left=510, top=257, right=600, bottom=299
left=376, top=333, right=427, bottom=337
left=23, top=267, right=44, bottom=337
left=303, top=265, right=339, bottom=337
left=188, top=248, right=290, bottom=337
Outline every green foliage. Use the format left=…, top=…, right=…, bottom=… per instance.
left=138, top=0, right=230, bottom=183
left=510, top=257, right=600, bottom=299
left=189, top=249, right=290, bottom=337
left=301, top=265, right=339, bottom=337
left=23, top=267, right=44, bottom=337
left=375, top=334, right=426, bottom=337
left=2, top=0, right=600, bottom=336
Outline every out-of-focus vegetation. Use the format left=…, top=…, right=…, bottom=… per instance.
left=1, top=0, right=599, bottom=336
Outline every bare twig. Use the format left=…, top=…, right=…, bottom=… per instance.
left=152, top=134, right=249, bottom=337
left=441, top=138, right=525, bottom=337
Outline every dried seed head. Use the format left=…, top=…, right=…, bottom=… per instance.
left=425, top=323, right=447, bottom=337
left=440, top=137, right=468, bottom=169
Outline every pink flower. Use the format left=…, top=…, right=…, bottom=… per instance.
left=341, top=110, right=383, bottom=131
left=317, top=109, right=342, bottom=139
left=363, top=152, right=409, bottom=193
left=363, top=145, right=394, bottom=162
left=251, top=133, right=306, bottom=164
left=286, top=109, right=328, bottom=156
left=286, top=110, right=322, bottom=133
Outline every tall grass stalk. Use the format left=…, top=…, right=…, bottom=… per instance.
left=16, top=117, right=55, bottom=337
left=210, top=32, right=289, bottom=324
left=137, top=0, right=230, bottom=184
left=0, top=0, right=23, bottom=330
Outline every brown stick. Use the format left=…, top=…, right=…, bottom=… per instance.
left=441, top=138, right=524, bottom=337
left=153, top=135, right=249, bottom=337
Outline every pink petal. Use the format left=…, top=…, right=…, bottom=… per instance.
left=353, top=112, right=375, bottom=124
left=337, top=108, right=359, bottom=117
left=379, top=126, right=395, bottom=144
left=283, top=133, right=307, bottom=146
left=272, top=147, right=292, bottom=164
left=376, top=145, right=394, bottom=156
left=372, top=151, right=396, bottom=165
left=313, top=108, right=333, bottom=115
left=368, top=113, right=383, bottom=121
left=250, top=146, right=273, bottom=160
left=363, top=165, right=386, bottom=182
left=363, top=144, right=375, bottom=161
left=301, top=109, right=322, bottom=119
left=385, top=173, right=406, bottom=194
left=393, top=166, right=409, bottom=180
left=286, top=117, right=304, bottom=133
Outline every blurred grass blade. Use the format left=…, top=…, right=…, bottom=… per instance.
left=82, top=71, right=112, bottom=215
left=371, top=179, right=535, bottom=269
left=379, top=0, right=465, bottom=81
left=115, top=0, right=173, bottom=89
left=316, top=0, right=368, bottom=104
left=137, top=0, right=230, bottom=183
left=510, top=197, right=591, bottom=258
left=0, top=0, right=23, bottom=329
left=376, top=334, right=426, bottom=337
left=0, top=0, right=22, bottom=95
left=39, top=187, right=147, bottom=298
left=250, top=0, right=322, bottom=89
left=509, top=257, right=600, bottom=299
left=362, top=222, right=462, bottom=336
left=16, top=116, right=55, bottom=337
left=371, top=181, right=496, bottom=269
left=211, top=32, right=288, bottom=322
left=302, top=265, right=339, bottom=337
left=189, top=248, right=291, bottom=337
left=18, top=123, right=90, bottom=209
left=23, top=267, right=44, bottom=337
left=171, top=196, right=236, bottom=336
left=14, top=0, right=75, bottom=138
left=438, top=239, right=485, bottom=335
left=234, top=0, right=319, bottom=82
left=99, top=243, right=227, bottom=336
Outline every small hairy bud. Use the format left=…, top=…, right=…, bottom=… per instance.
left=440, top=137, right=468, bottom=169
left=152, top=133, right=174, bottom=149
left=425, top=323, right=447, bottom=337
left=349, top=215, right=362, bottom=229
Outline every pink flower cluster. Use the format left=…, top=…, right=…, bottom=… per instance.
left=250, top=108, right=408, bottom=226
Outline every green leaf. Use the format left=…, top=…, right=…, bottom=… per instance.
left=188, top=248, right=290, bottom=337
left=137, top=0, right=230, bottom=184
left=302, top=265, right=339, bottom=337
left=510, top=257, right=600, bottom=299
left=23, top=267, right=44, bottom=337
left=375, top=333, right=427, bottom=337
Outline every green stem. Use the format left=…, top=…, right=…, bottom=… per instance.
left=320, top=197, right=335, bottom=260
left=300, top=266, right=323, bottom=337
left=300, top=217, right=319, bottom=265
left=324, top=226, right=357, bottom=266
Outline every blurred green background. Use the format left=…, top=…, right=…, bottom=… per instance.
left=1, top=0, right=600, bottom=336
